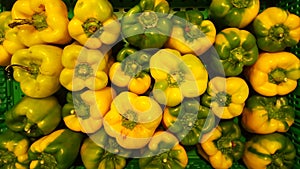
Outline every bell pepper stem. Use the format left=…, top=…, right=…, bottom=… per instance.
left=231, top=0, right=250, bottom=8
left=82, top=18, right=104, bottom=38
left=0, top=150, right=16, bottom=166
left=8, top=13, right=48, bottom=31
left=5, top=64, right=32, bottom=79
left=268, top=68, right=287, bottom=84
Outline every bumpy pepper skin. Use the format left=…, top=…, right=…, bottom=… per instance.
left=139, top=131, right=188, bottom=169
left=241, top=95, right=295, bottom=134
left=252, top=7, right=300, bottom=52
left=214, top=27, right=259, bottom=76
left=150, top=48, right=208, bottom=107
left=165, top=9, right=216, bottom=55
left=198, top=121, right=245, bottom=169
left=62, top=87, right=115, bottom=133
left=68, top=0, right=121, bottom=49
left=109, top=46, right=152, bottom=95
left=28, top=129, right=84, bottom=169
left=162, top=98, right=215, bottom=146
left=0, top=11, right=25, bottom=66
left=4, top=96, right=62, bottom=138
left=246, top=52, right=300, bottom=96
left=209, top=0, right=260, bottom=28
left=81, top=128, right=130, bottom=169
left=243, top=133, right=296, bottom=169
left=121, top=0, right=172, bottom=49
left=59, top=44, right=111, bottom=91
left=10, top=44, right=63, bottom=98
left=10, top=0, right=71, bottom=46
left=201, top=76, right=249, bottom=119
left=103, top=91, right=162, bottom=149
left=0, top=129, right=30, bottom=169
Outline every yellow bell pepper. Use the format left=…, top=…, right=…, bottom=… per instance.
left=246, top=52, right=300, bottom=96
left=0, top=11, right=26, bottom=66
left=201, top=76, right=249, bottom=119
left=103, top=91, right=162, bottom=149
left=68, top=0, right=121, bottom=49
left=62, top=87, right=115, bottom=133
left=10, top=0, right=71, bottom=47
left=59, top=43, right=111, bottom=91
left=150, top=48, right=208, bottom=107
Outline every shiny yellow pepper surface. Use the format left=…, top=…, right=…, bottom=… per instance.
left=10, top=0, right=72, bottom=47
left=103, top=91, right=163, bottom=149
left=68, top=0, right=121, bottom=49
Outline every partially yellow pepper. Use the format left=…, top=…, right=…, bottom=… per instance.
left=59, top=43, right=111, bottom=91
left=68, top=0, right=121, bottom=49
left=10, top=0, right=71, bottom=47
left=0, top=11, right=26, bottom=66
left=103, top=91, right=162, bottom=149
left=246, top=52, right=300, bottom=96
left=201, top=76, right=249, bottom=119
left=62, top=87, right=115, bottom=133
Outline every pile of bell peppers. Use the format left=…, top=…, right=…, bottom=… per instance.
left=0, top=0, right=299, bottom=169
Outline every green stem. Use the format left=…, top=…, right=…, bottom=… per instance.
left=5, top=63, right=40, bottom=79
left=8, top=12, right=48, bottom=31
left=73, top=93, right=90, bottom=120
left=0, top=150, right=16, bottom=167
left=268, top=68, right=287, bottom=84
left=82, top=17, right=104, bottom=38
left=121, top=110, right=138, bottom=130
left=167, top=71, right=185, bottom=87
left=138, top=11, right=159, bottom=29
left=184, top=24, right=203, bottom=42
left=214, top=92, right=232, bottom=107
left=34, top=152, right=57, bottom=169
left=231, top=0, right=250, bottom=8
left=269, top=24, right=289, bottom=42
left=75, top=62, right=94, bottom=80
left=230, top=47, right=246, bottom=61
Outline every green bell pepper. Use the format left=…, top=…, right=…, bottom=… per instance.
left=214, top=27, right=259, bottom=76
left=81, top=128, right=130, bottom=169
left=109, top=46, right=152, bottom=95
left=243, top=133, right=296, bottom=169
left=197, top=120, right=245, bottom=169
left=209, top=0, right=260, bottom=28
left=28, top=129, right=84, bottom=169
left=165, top=9, right=216, bottom=55
left=0, top=129, right=30, bottom=169
left=252, top=7, right=300, bottom=52
left=4, top=96, right=62, bottom=138
left=121, top=0, right=172, bottom=49
left=162, top=98, right=216, bottom=146
left=139, top=131, right=188, bottom=169
left=241, top=95, right=295, bottom=134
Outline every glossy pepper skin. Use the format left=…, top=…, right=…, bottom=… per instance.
left=0, top=129, right=30, bottom=169
left=9, top=44, right=63, bottom=98
left=162, top=98, right=215, bottom=146
left=201, top=76, right=249, bottom=119
left=103, top=91, right=162, bottom=149
left=246, top=52, right=300, bottom=96
left=139, top=131, right=188, bottom=169
left=214, top=27, right=259, bottom=76
left=109, top=46, right=152, bottom=95
left=243, top=133, right=296, bottom=169
left=121, top=0, right=172, bottom=49
left=68, top=0, right=121, bottom=49
left=150, top=48, right=208, bottom=107
left=165, top=9, right=216, bottom=55
left=59, top=43, right=111, bottom=91
left=209, top=0, right=260, bottom=28
left=4, top=96, right=62, bottom=138
left=81, top=128, right=130, bottom=169
left=10, top=0, right=71, bottom=47
left=241, top=95, right=295, bottom=134
left=28, top=129, right=84, bottom=169
left=252, top=7, right=300, bottom=52
left=0, top=11, right=25, bottom=66
left=62, top=87, right=115, bottom=133
left=197, top=120, right=245, bottom=169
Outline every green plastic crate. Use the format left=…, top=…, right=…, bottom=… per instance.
left=0, top=0, right=300, bottom=169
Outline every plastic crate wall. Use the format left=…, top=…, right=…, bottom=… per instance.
left=0, top=0, right=300, bottom=169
